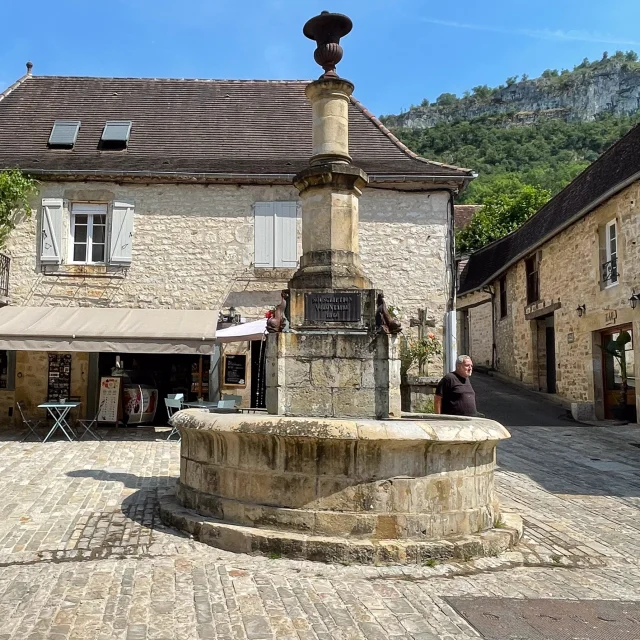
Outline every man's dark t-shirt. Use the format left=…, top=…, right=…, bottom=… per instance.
left=435, top=372, right=477, bottom=416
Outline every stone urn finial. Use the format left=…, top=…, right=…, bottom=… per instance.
left=303, top=11, right=353, bottom=78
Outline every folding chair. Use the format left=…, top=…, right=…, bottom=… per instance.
left=17, top=401, right=45, bottom=443
left=75, top=400, right=106, bottom=441
left=221, top=394, right=242, bottom=406
left=166, top=393, right=184, bottom=441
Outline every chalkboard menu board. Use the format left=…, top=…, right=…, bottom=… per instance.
left=223, top=354, right=247, bottom=387
left=48, top=353, right=72, bottom=402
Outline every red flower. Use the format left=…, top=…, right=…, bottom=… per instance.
left=265, top=310, right=274, bottom=318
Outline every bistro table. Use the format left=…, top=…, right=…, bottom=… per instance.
left=38, top=401, right=81, bottom=443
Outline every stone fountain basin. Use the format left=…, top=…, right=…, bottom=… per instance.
left=160, top=410, right=521, bottom=564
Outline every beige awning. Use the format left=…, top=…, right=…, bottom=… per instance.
left=0, top=306, right=217, bottom=354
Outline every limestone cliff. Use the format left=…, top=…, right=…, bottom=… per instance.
left=383, top=58, right=640, bottom=129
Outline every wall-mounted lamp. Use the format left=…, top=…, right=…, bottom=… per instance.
left=576, top=304, right=586, bottom=317
left=629, top=291, right=640, bottom=310
left=219, top=306, right=242, bottom=324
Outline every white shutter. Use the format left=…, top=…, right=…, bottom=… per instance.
left=109, top=201, right=134, bottom=264
left=254, top=202, right=275, bottom=267
left=40, top=198, right=64, bottom=264
left=274, top=201, right=298, bottom=268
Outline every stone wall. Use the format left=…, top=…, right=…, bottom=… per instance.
left=266, top=331, right=401, bottom=419
left=468, top=302, right=492, bottom=367
left=7, top=182, right=449, bottom=333
left=2, top=351, right=89, bottom=427
left=456, top=290, right=492, bottom=368
left=466, top=182, right=640, bottom=418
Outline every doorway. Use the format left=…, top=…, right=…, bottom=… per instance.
left=600, top=324, right=636, bottom=421
left=534, top=315, right=556, bottom=393
left=545, top=325, right=556, bottom=394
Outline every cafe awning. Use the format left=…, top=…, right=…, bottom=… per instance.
left=215, top=319, right=267, bottom=343
left=0, top=306, right=217, bottom=354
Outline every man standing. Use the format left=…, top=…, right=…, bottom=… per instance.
left=434, top=355, right=477, bottom=416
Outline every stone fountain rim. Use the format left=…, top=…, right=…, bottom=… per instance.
left=170, top=410, right=510, bottom=442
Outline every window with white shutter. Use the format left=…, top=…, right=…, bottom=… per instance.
left=254, top=201, right=298, bottom=268
left=109, top=201, right=135, bottom=264
left=40, top=198, right=64, bottom=264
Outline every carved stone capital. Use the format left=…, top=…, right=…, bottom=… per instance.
left=293, top=163, right=369, bottom=195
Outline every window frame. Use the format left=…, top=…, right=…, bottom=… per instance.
left=604, top=219, right=619, bottom=287
left=525, top=256, right=539, bottom=305
left=499, top=275, right=507, bottom=319
left=69, top=203, right=108, bottom=265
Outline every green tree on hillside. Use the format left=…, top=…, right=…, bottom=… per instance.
left=436, top=92, right=457, bottom=106
left=392, top=112, right=640, bottom=204
left=456, top=185, right=551, bottom=254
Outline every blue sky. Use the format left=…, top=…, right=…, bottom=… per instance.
left=2, top=0, right=640, bottom=117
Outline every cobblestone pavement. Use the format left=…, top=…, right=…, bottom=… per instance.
left=0, top=406, right=639, bottom=638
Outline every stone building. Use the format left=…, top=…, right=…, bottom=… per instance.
left=0, top=67, right=473, bottom=426
left=457, top=122, right=640, bottom=421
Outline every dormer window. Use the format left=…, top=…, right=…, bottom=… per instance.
left=48, top=120, right=81, bottom=148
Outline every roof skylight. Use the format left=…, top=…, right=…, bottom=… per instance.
left=48, top=120, right=81, bottom=147
left=101, top=121, right=132, bottom=146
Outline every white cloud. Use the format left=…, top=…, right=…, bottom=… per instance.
left=416, top=17, right=640, bottom=47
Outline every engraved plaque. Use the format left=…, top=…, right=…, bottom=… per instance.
left=305, top=292, right=361, bottom=323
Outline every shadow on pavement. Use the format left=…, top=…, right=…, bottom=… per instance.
left=66, top=469, right=183, bottom=541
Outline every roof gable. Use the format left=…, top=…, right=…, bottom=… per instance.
left=0, top=76, right=472, bottom=181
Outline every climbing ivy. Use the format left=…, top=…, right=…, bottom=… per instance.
left=0, top=170, right=37, bottom=248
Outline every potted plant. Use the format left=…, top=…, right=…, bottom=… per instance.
left=399, top=333, right=443, bottom=412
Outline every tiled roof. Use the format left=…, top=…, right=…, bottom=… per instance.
left=458, top=121, right=640, bottom=295
left=454, top=204, right=481, bottom=230
left=0, top=75, right=473, bottom=182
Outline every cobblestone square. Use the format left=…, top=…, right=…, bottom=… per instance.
left=0, top=379, right=639, bottom=639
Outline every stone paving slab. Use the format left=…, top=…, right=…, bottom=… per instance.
left=0, top=422, right=638, bottom=639
left=445, top=597, right=640, bottom=639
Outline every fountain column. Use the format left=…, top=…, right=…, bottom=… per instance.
left=266, top=11, right=401, bottom=419
left=160, top=12, right=521, bottom=566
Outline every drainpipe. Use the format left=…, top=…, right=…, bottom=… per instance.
left=443, top=191, right=457, bottom=372
left=482, top=285, right=496, bottom=370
